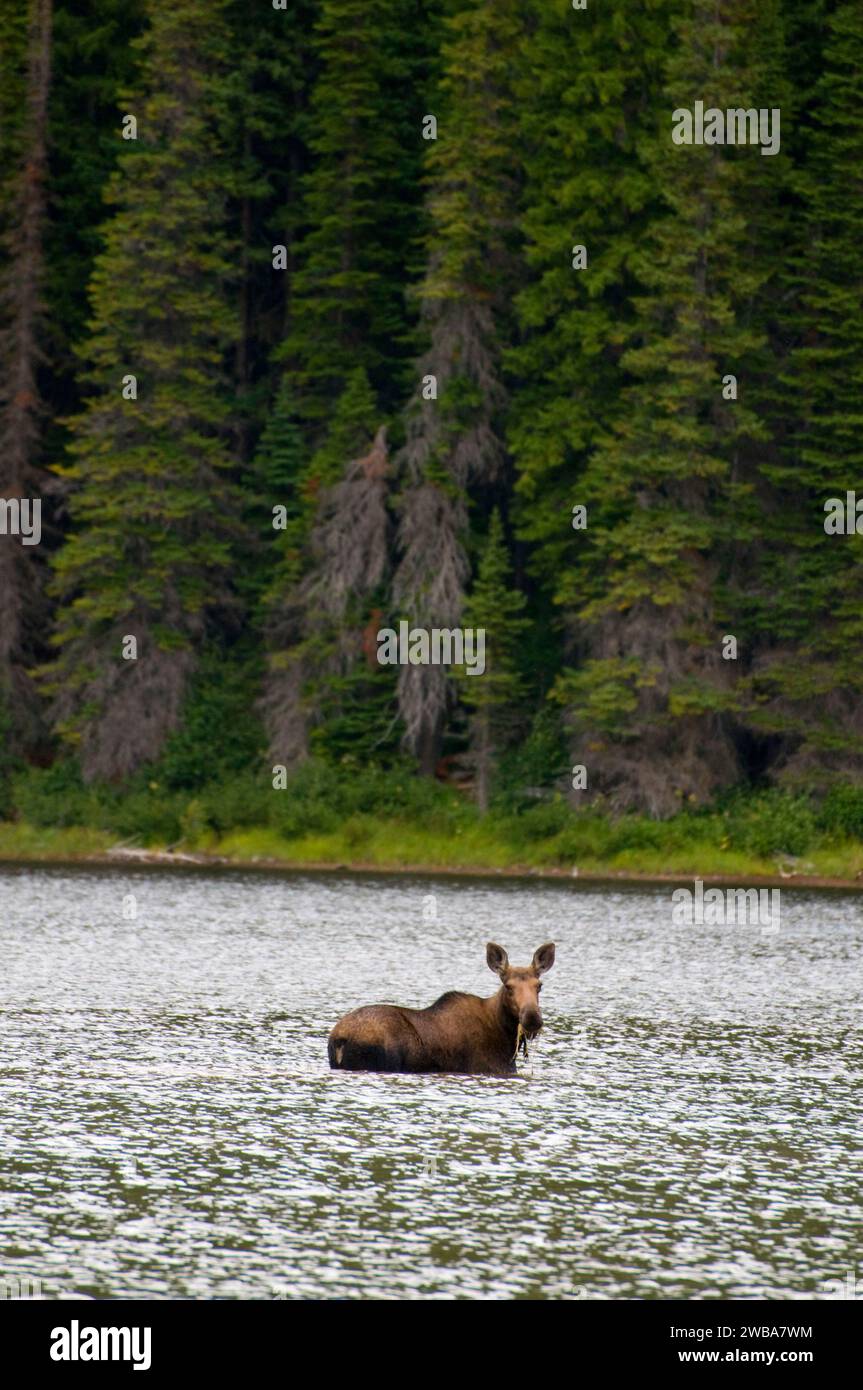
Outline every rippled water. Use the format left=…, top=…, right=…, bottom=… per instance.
left=0, top=863, right=860, bottom=1300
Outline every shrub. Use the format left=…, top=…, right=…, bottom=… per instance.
left=722, top=790, right=817, bottom=858
left=341, top=815, right=374, bottom=851
left=509, top=798, right=571, bottom=842
left=265, top=758, right=470, bottom=839
left=107, top=787, right=185, bottom=844
left=816, top=785, right=863, bottom=840
left=157, top=650, right=266, bottom=791
left=11, top=761, right=97, bottom=828
left=200, top=772, right=270, bottom=833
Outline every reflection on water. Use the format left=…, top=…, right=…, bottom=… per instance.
left=0, top=864, right=860, bottom=1299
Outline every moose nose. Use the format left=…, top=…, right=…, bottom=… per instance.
left=521, top=1008, right=542, bottom=1036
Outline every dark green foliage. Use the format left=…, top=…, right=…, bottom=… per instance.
left=277, top=0, right=440, bottom=427
left=457, top=509, right=529, bottom=808
left=0, top=690, right=21, bottom=819
left=45, top=0, right=146, bottom=407
left=494, top=706, right=569, bottom=812
left=12, top=760, right=104, bottom=830
left=241, top=375, right=308, bottom=610
left=266, top=758, right=467, bottom=839
left=553, top=0, right=791, bottom=816
left=42, top=0, right=245, bottom=782
left=717, top=789, right=818, bottom=858
left=745, top=1, right=863, bottom=783
left=1, top=0, right=861, bottom=844
left=815, top=786, right=863, bottom=841
left=156, top=648, right=266, bottom=792
left=510, top=0, right=675, bottom=590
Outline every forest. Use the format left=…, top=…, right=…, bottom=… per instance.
left=1, top=0, right=863, bottom=878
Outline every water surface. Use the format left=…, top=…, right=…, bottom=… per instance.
left=0, top=864, right=860, bottom=1299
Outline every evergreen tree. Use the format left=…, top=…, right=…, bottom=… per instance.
left=456, top=510, right=528, bottom=811
left=393, top=0, right=524, bottom=773
left=0, top=0, right=53, bottom=755
left=262, top=369, right=394, bottom=763
left=45, top=0, right=146, bottom=414
left=510, top=0, right=676, bottom=594
left=746, top=0, right=863, bottom=786
left=43, top=0, right=244, bottom=781
left=277, top=0, right=439, bottom=429
left=217, top=0, right=319, bottom=459
left=554, top=0, right=790, bottom=815
left=240, top=375, right=308, bottom=613
left=251, top=377, right=308, bottom=506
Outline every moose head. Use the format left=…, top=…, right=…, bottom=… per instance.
left=486, top=941, right=555, bottom=1040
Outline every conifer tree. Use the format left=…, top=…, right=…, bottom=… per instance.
left=456, top=510, right=528, bottom=811
left=216, top=0, right=318, bottom=458
left=43, top=0, right=243, bottom=781
left=277, top=0, right=438, bottom=430
left=510, top=0, right=675, bottom=594
left=393, top=0, right=524, bottom=773
left=746, top=0, right=863, bottom=785
left=239, top=375, right=308, bottom=614
left=45, top=0, right=145, bottom=400
left=251, top=377, right=308, bottom=507
left=554, top=0, right=790, bottom=815
left=0, top=0, right=53, bottom=754
left=262, top=369, right=394, bottom=763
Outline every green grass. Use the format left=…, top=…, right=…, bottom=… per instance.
left=3, top=812, right=863, bottom=884
left=219, top=818, right=521, bottom=870
left=0, top=821, right=114, bottom=860
left=4, top=762, right=863, bottom=883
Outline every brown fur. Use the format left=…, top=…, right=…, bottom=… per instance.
left=327, top=942, right=555, bottom=1077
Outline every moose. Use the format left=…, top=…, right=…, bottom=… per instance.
left=327, top=942, right=555, bottom=1076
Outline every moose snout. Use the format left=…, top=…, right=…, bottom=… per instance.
left=520, top=1007, right=542, bottom=1038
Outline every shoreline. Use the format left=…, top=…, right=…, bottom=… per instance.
left=2, top=842, right=862, bottom=892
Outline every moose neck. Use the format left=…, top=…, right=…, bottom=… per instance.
left=489, top=986, right=519, bottom=1047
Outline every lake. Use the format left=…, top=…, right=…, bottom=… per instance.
left=0, top=863, right=860, bottom=1300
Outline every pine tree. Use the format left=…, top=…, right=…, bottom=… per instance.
left=746, top=0, right=863, bottom=786
left=0, top=0, right=53, bottom=755
left=553, top=0, right=791, bottom=815
left=216, top=0, right=319, bottom=459
left=42, top=0, right=244, bottom=782
left=456, top=509, right=528, bottom=811
left=261, top=369, right=394, bottom=763
left=510, top=0, right=676, bottom=595
left=251, top=377, right=308, bottom=504
left=392, top=0, right=524, bottom=773
left=277, top=0, right=438, bottom=430
left=45, top=0, right=146, bottom=404
left=241, top=374, right=308, bottom=613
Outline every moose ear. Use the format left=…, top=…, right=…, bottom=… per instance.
left=532, top=943, right=555, bottom=975
left=486, top=942, right=509, bottom=977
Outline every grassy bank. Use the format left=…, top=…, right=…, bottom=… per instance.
left=3, top=762, right=863, bottom=884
